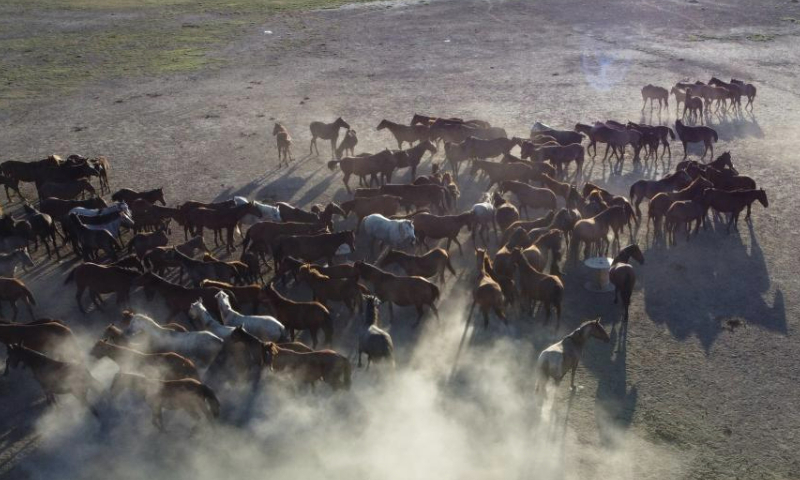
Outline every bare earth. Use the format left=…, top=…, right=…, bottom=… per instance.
left=1, top=0, right=800, bottom=479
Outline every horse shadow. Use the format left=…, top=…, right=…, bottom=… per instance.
left=641, top=221, right=785, bottom=351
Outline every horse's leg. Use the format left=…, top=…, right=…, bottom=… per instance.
left=570, top=365, right=577, bottom=389
left=452, top=236, right=464, bottom=257
left=413, top=305, right=425, bottom=328
left=330, top=139, right=336, bottom=159
left=76, top=286, right=86, bottom=314
left=10, top=301, right=19, bottom=322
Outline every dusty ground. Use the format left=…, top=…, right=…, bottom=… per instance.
left=1, top=0, right=800, bottom=478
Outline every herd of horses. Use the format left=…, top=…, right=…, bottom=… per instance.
left=0, top=76, right=767, bottom=431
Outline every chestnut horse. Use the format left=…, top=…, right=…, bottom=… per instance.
left=609, top=245, right=644, bottom=321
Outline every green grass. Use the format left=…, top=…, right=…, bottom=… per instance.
left=745, top=33, right=775, bottom=42
left=0, top=0, right=372, bottom=106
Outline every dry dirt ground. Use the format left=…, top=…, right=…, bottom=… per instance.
left=1, top=0, right=800, bottom=479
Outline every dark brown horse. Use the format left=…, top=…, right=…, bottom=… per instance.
left=354, top=261, right=440, bottom=327
left=609, top=244, right=644, bottom=321
left=675, top=120, right=717, bottom=160
left=260, top=282, right=333, bottom=348
left=112, top=188, right=165, bottom=206
left=0, top=278, right=36, bottom=321
left=64, top=263, right=140, bottom=313
left=702, top=188, right=768, bottom=233
left=629, top=171, right=692, bottom=217
left=378, top=247, right=456, bottom=284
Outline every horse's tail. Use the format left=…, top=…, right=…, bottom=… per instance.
left=64, top=267, right=76, bottom=285
left=23, top=285, right=36, bottom=306
left=668, top=128, right=676, bottom=140
left=199, top=383, right=221, bottom=418
left=711, top=129, right=718, bottom=143
left=327, top=160, right=341, bottom=171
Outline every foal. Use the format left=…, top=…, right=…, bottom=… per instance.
left=273, top=123, right=294, bottom=167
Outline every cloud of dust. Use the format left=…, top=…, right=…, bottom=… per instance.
left=15, top=292, right=683, bottom=480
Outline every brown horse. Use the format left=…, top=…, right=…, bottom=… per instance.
left=90, top=340, right=200, bottom=380
left=641, top=84, right=669, bottom=111
left=241, top=220, right=327, bottom=264
left=335, top=129, right=358, bottom=160
left=629, top=170, right=692, bottom=217
left=273, top=123, right=294, bottom=167
left=112, top=187, right=166, bottom=206
left=0, top=278, right=36, bottom=321
left=310, top=117, right=350, bottom=159
left=0, top=322, right=79, bottom=359
left=664, top=199, right=705, bottom=244
left=5, top=344, right=99, bottom=417
left=609, top=245, right=644, bottom=321
left=377, top=119, right=430, bottom=149
left=570, top=206, right=623, bottom=259
left=109, top=372, right=219, bottom=430
left=327, top=150, right=403, bottom=192
left=263, top=342, right=351, bottom=391
left=341, top=195, right=402, bottom=232
left=354, top=261, right=440, bottom=327
left=276, top=256, right=357, bottom=285
left=38, top=179, right=96, bottom=200
left=378, top=247, right=456, bottom=284
left=702, top=188, right=768, bottom=233
left=271, top=230, right=355, bottom=269
left=64, top=262, right=140, bottom=313
left=296, top=265, right=368, bottom=316
left=470, top=160, right=535, bottom=190
left=260, top=282, right=333, bottom=348
left=187, top=203, right=262, bottom=252
left=467, top=249, right=507, bottom=329
left=682, top=88, right=704, bottom=123
left=511, top=248, right=563, bottom=329
left=127, top=229, right=169, bottom=259
left=397, top=140, right=437, bottom=180
left=647, top=176, right=713, bottom=237
left=163, top=248, right=237, bottom=286
left=675, top=119, right=717, bottom=160
left=498, top=181, right=557, bottom=218
left=133, top=272, right=227, bottom=321
left=411, top=211, right=473, bottom=256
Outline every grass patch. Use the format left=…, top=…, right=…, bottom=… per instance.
left=0, top=0, right=373, bottom=106
left=687, top=33, right=723, bottom=41
left=780, top=16, right=799, bottom=24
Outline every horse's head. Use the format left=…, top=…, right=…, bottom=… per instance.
left=587, top=318, right=610, bottom=343
left=215, top=290, right=232, bottom=311
left=335, top=117, right=350, bottom=130
left=376, top=119, right=389, bottom=130
left=188, top=299, right=207, bottom=325
left=758, top=189, right=769, bottom=208
left=89, top=340, right=110, bottom=359
left=400, top=221, right=416, bottom=246
left=272, top=123, right=283, bottom=136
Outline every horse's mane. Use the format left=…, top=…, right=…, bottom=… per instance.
left=564, top=320, right=598, bottom=341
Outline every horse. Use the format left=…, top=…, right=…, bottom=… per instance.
left=377, top=119, right=429, bottom=149
left=64, top=262, right=140, bottom=313
left=271, top=230, right=355, bottom=268
left=215, top=291, right=286, bottom=342
left=232, top=196, right=281, bottom=225
left=188, top=299, right=235, bottom=339
left=109, top=372, right=219, bottom=431
left=470, top=160, right=535, bottom=190
left=675, top=120, right=717, bottom=160
left=74, top=203, right=135, bottom=239
left=260, top=282, right=332, bottom=348
left=187, top=203, right=262, bottom=252
left=0, top=173, right=24, bottom=201
left=411, top=211, right=474, bottom=256
left=133, top=272, right=227, bottom=321
left=354, top=261, right=440, bottom=327
left=263, top=342, right=351, bottom=391
left=0, top=278, right=36, bottom=321
left=21, top=203, right=59, bottom=259
left=164, top=247, right=237, bottom=286
left=702, top=188, right=769, bottom=233
left=397, top=140, right=437, bottom=180
left=4, top=344, right=100, bottom=417
left=609, top=245, right=644, bottom=322
left=629, top=170, right=692, bottom=217
left=273, top=123, right=294, bottom=167
left=67, top=213, right=121, bottom=261
left=467, top=249, right=507, bottom=329
left=0, top=321, right=79, bottom=360
left=0, top=249, right=34, bottom=277
left=334, top=129, right=358, bottom=160
left=327, top=150, right=402, bottom=192
left=647, top=176, right=713, bottom=237
left=127, top=229, right=169, bottom=259
left=570, top=207, right=621, bottom=259
left=664, top=199, right=706, bottom=244
left=535, top=318, right=610, bottom=392
left=511, top=248, right=563, bottom=328
left=641, top=84, right=669, bottom=111
left=378, top=247, right=456, bottom=284
left=470, top=199, right=496, bottom=246
left=37, top=179, right=95, bottom=201
left=362, top=213, right=417, bottom=257
left=309, top=117, right=350, bottom=159
left=358, top=295, right=394, bottom=369
left=730, top=79, right=756, bottom=110
left=90, top=340, right=200, bottom=381
left=497, top=181, right=557, bottom=218
left=111, top=188, right=166, bottom=206
left=296, top=265, right=368, bottom=316
left=121, top=312, right=223, bottom=370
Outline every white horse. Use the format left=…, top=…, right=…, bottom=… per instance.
left=362, top=214, right=416, bottom=256
left=470, top=199, right=495, bottom=246
left=233, top=196, right=281, bottom=225
left=188, top=299, right=235, bottom=339
left=122, top=313, right=223, bottom=370
left=535, top=318, right=610, bottom=393
left=215, top=291, right=286, bottom=342
left=70, top=202, right=134, bottom=238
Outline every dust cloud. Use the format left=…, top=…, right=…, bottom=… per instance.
left=15, top=290, right=685, bottom=480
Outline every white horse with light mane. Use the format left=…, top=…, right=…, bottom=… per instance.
left=215, top=291, right=286, bottom=342
left=233, top=196, right=281, bottom=225
left=362, top=213, right=417, bottom=257
left=188, top=299, right=235, bottom=339
left=122, top=313, right=223, bottom=370
left=535, top=318, right=610, bottom=393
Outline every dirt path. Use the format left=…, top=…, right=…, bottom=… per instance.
left=1, top=0, right=799, bottom=478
